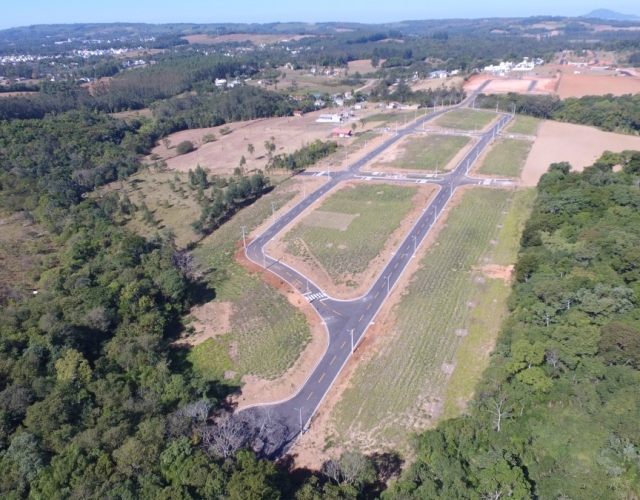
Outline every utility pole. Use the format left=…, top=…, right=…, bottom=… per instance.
left=294, top=407, right=303, bottom=437
left=263, top=251, right=266, bottom=268
left=413, top=234, right=417, bottom=256
left=387, top=274, right=391, bottom=295
left=435, top=161, right=438, bottom=175
left=350, top=328, right=354, bottom=354
left=303, top=179, right=306, bottom=198
left=307, top=277, right=310, bottom=294
left=271, top=201, right=276, bottom=222
left=241, top=226, right=247, bottom=250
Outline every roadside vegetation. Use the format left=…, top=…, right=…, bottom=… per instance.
left=478, top=138, right=533, bottom=177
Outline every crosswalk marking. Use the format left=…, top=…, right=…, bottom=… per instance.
left=303, top=291, right=327, bottom=302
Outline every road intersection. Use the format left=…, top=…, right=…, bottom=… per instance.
left=241, top=82, right=515, bottom=456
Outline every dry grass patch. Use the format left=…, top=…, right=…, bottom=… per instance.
left=522, top=121, right=640, bottom=186
left=478, top=138, right=533, bottom=177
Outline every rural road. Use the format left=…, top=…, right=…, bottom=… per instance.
left=241, top=82, right=515, bottom=456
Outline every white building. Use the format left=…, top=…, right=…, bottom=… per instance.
left=316, top=114, right=343, bottom=123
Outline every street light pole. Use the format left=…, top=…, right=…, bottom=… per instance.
left=413, top=234, right=417, bottom=256
left=350, top=328, right=354, bottom=354
left=271, top=201, right=276, bottom=222
left=387, top=274, right=391, bottom=295
left=241, top=226, right=246, bottom=250
left=294, top=407, right=303, bottom=437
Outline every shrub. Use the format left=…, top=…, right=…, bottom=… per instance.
left=176, top=140, right=195, bottom=155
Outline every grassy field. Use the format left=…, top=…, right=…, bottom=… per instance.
left=283, top=184, right=417, bottom=284
left=442, top=188, right=535, bottom=419
left=188, top=178, right=313, bottom=381
left=435, top=109, right=496, bottom=130
left=362, top=110, right=420, bottom=128
left=505, top=115, right=541, bottom=135
left=330, top=188, right=532, bottom=451
left=478, top=138, right=533, bottom=177
left=375, top=135, right=471, bottom=171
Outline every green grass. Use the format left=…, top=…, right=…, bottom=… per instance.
left=375, top=135, right=470, bottom=171
left=283, top=184, right=417, bottom=284
left=435, top=109, right=496, bottom=130
left=331, top=188, right=521, bottom=450
left=362, top=111, right=416, bottom=128
left=505, top=115, right=541, bottom=136
left=186, top=337, right=236, bottom=382
left=191, top=178, right=313, bottom=380
left=478, top=138, right=533, bottom=177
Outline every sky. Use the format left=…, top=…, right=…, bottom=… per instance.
left=1, top=0, right=640, bottom=31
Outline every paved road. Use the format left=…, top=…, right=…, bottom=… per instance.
left=241, top=82, right=514, bottom=456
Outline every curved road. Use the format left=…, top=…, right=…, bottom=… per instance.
left=242, top=82, right=514, bottom=456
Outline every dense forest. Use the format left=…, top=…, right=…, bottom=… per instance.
left=382, top=154, right=640, bottom=498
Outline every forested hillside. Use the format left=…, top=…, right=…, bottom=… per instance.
left=383, top=154, right=640, bottom=499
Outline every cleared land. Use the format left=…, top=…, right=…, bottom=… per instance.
left=478, top=138, right=533, bottom=177
left=410, top=76, right=464, bottom=92
left=0, top=212, right=55, bottom=304
left=372, top=134, right=471, bottom=172
left=464, top=74, right=557, bottom=95
left=277, top=183, right=420, bottom=291
left=146, top=107, right=410, bottom=174
left=434, top=109, right=496, bottom=131
left=328, top=188, right=527, bottom=452
left=522, top=120, right=640, bottom=186
left=557, top=73, right=640, bottom=98
left=187, top=178, right=316, bottom=383
left=505, top=115, right=541, bottom=136
left=347, top=59, right=380, bottom=74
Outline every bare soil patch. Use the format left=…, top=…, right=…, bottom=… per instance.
left=266, top=181, right=438, bottom=299
left=522, top=121, right=640, bottom=186
left=290, top=185, right=482, bottom=469
left=174, top=302, right=232, bottom=347
left=464, top=74, right=556, bottom=95
left=557, top=73, right=640, bottom=98
left=475, top=264, right=514, bottom=283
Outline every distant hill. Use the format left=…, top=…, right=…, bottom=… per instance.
left=584, top=9, right=640, bottom=21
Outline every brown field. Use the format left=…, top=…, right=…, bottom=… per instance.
left=182, top=33, right=313, bottom=45
left=557, top=73, right=640, bottom=98
left=147, top=107, right=412, bottom=174
left=464, top=74, right=556, bottom=95
left=347, top=59, right=382, bottom=74
left=521, top=121, right=640, bottom=186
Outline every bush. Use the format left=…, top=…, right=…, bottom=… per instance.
left=176, top=140, right=195, bottom=155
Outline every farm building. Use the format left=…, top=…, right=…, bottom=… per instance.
left=332, top=128, right=353, bottom=138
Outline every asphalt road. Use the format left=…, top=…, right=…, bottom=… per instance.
left=241, top=81, right=514, bottom=455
